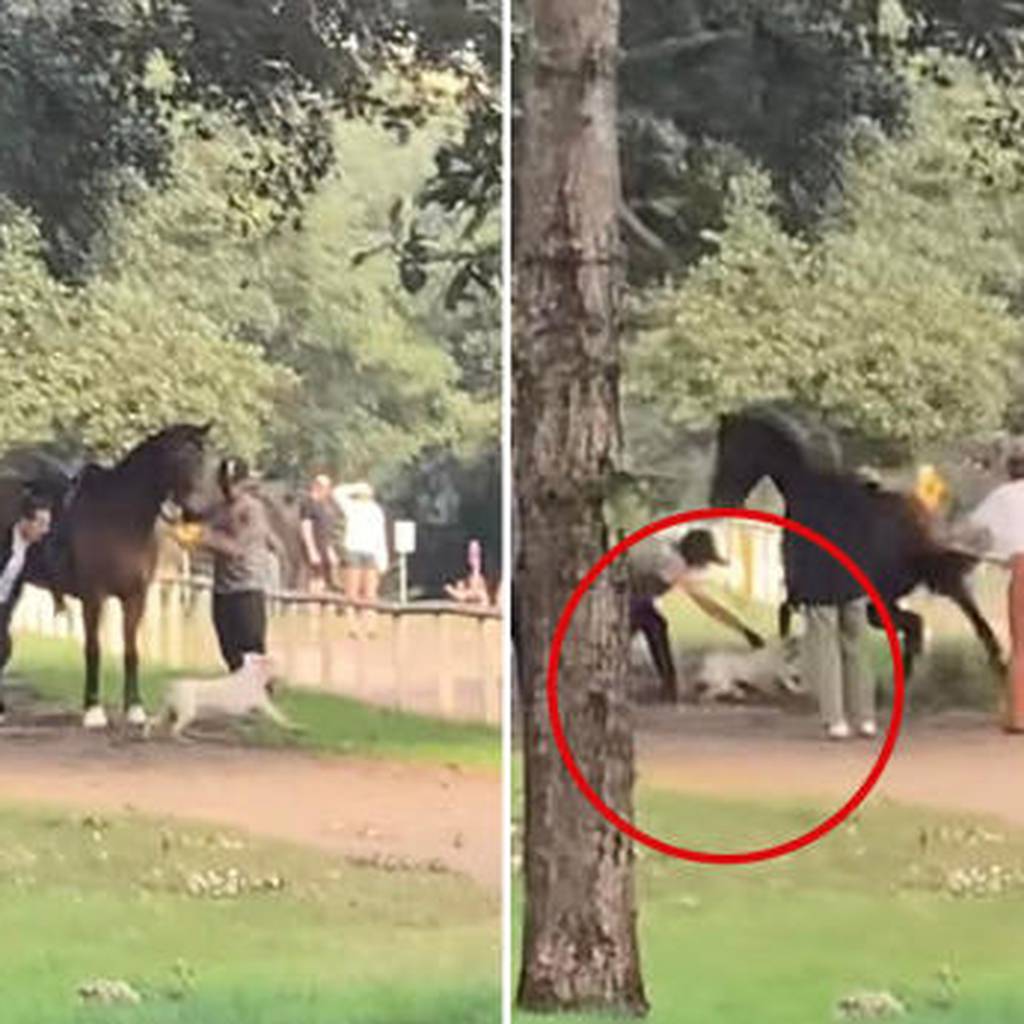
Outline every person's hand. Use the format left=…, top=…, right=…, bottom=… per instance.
left=744, top=628, right=766, bottom=649
left=307, top=550, right=322, bottom=567
left=172, top=523, right=203, bottom=548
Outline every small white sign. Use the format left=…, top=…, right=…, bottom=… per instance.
left=394, top=520, right=416, bottom=555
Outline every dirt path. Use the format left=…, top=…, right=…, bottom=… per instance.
left=0, top=718, right=500, bottom=892
left=636, top=704, right=1024, bottom=828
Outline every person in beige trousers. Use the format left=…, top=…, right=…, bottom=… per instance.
left=801, top=599, right=876, bottom=740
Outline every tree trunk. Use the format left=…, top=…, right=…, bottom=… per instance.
left=514, top=0, right=647, bottom=1014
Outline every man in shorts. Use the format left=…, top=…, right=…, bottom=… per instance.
left=300, top=474, right=339, bottom=593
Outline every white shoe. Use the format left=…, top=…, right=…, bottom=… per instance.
left=826, top=720, right=852, bottom=741
left=858, top=721, right=878, bottom=738
left=126, top=704, right=148, bottom=727
left=82, top=705, right=108, bottom=730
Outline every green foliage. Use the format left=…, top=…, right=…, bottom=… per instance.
left=0, top=7, right=498, bottom=495
left=628, top=56, right=1024, bottom=460
left=0, top=0, right=176, bottom=280
left=240, top=116, right=499, bottom=480
left=0, top=198, right=290, bottom=459
left=617, top=0, right=911, bottom=283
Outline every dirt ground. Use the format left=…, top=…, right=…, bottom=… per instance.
left=0, top=702, right=501, bottom=892
left=4, top=689, right=1023, bottom=894
left=636, top=702, right=1024, bottom=830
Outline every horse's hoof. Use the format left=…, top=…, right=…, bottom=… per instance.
left=125, top=705, right=148, bottom=727
left=82, top=706, right=108, bottom=730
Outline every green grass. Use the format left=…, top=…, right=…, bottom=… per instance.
left=0, top=804, right=498, bottom=1024
left=512, top=789, right=1024, bottom=1023
left=10, top=636, right=499, bottom=770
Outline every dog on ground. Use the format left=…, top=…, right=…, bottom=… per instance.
left=688, top=637, right=804, bottom=703
left=154, top=653, right=297, bottom=738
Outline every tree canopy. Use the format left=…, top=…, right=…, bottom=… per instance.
left=626, top=18, right=1024, bottom=473
left=0, top=0, right=499, bottom=504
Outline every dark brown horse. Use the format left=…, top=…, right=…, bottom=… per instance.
left=1, top=424, right=215, bottom=727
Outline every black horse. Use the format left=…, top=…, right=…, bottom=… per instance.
left=709, top=404, right=1004, bottom=677
left=0, top=424, right=215, bottom=727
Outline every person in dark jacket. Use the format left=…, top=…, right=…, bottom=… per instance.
left=0, top=493, right=53, bottom=720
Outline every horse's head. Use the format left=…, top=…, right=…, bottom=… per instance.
left=709, top=413, right=770, bottom=506
left=709, top=404, right=842, bottom=506
left=142, top=422, right=217, bottom=520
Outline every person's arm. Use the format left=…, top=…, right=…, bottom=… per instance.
left=939, top=491, right=998, bottom=556
left=193, top=524, right=244, bottom=560
left=675, top=577, right=765, bottom=648
left=299, top=514, right=321, bottom=564
left=331, top=485, right=359, bottom=517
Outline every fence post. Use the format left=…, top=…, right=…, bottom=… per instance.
left=391, top=609, right=405, bottom=711
left=479, top=615, right=500, bottom=726
left=437, top=612, right=454, bottom=719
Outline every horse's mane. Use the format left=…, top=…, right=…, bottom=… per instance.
left=730, top=402, right=844, bottom=472
left=115, top=423, right=208, bottom=472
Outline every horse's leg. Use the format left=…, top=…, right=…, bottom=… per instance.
left=868, top=603, right=923, bottom=678
left=941, top=579, right=1006, bottom=675
left=82, top=596, right=107, bottom=729
left=122, top=590, right=147, bottom=725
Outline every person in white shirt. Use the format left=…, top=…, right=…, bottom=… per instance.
left=0, top=494, right=53, bottom=721
left=954, top=443, right=1024, bottom=732
left=332, top=481, right=388, bottom=637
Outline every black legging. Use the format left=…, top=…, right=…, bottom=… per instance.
left=212, top=591, right=267, bottom=672
left=630, top=595, right=678, bottom=701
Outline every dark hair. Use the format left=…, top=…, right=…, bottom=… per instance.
left=218, top=456, right=249, bottom=496
left=19, top=492, right=50, bottom=520
left=1008, top=453, right=1024, bottom=481
left=675, top=528, right=726, bottom=567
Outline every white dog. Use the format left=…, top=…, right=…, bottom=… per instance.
left=156, top=653, right=296, bottom=738
left=689, top=638, right=804, bottom=703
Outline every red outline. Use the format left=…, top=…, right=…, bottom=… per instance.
left=546, top=507, right=905, bottom=865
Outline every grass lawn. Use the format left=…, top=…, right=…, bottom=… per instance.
left=0, top=804, right=498, bottom=1024
left=511, top=787, right=1024, bottom=1023
left=9, top=635, right=499, bottom=770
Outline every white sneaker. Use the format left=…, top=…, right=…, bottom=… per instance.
left=858, top=721, right=878, bottom=738
left=827, top=720, right=852, bottom=741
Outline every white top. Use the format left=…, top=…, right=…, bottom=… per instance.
left=967, top=479, right=1024, bottom=561
left=0, top=527, right=29, bottom=605
left=333, top=486, right=389, bottom=572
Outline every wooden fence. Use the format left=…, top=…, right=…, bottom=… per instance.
left=11, top=578, right=502, bottom=726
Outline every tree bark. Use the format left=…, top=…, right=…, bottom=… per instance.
left=514, top=0, right=647, bottom=1014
